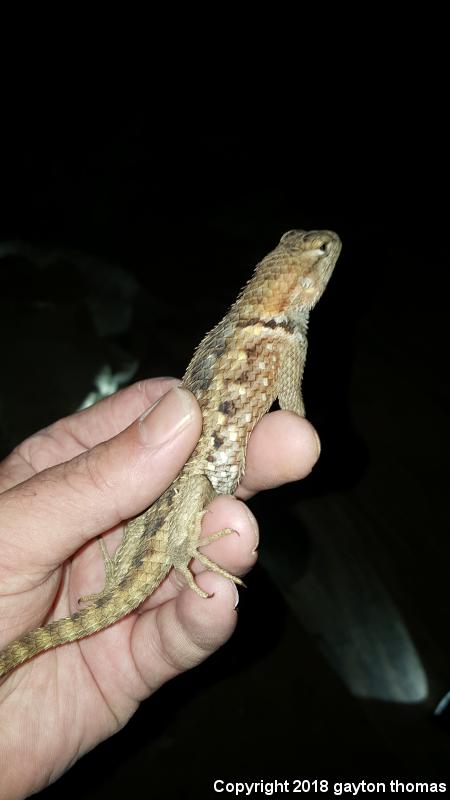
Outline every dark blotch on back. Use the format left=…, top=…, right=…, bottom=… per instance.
left=194, top=367, right=214, bottom=392
left=218, top=400, right=235, bottom=415
left=237, top=317, right=261, bottom=328
left=212, top=431, right=223, bottom=449
left=147, top=515, right=164, bottom=537
left=264, top=318, right=296, bottom=333
left=212, top=337, right=228, bottom=359
left=185, top=353, right=217, bottom=394
left=164, top=488, right=176, bottom=507
left=22, top=632, right=36, bottom=646
left=237, top=317, right=295, bottom=334
left=131, top=551, right=143, bottom=569
left=94, top=592, right=112, bottom=608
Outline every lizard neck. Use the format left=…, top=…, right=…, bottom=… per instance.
left=233, top=250, right=315, bottom=320
left=232, top=262, right=310, bottom=336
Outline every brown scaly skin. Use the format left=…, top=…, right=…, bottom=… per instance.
left=0, top=229, right=341, bottom=678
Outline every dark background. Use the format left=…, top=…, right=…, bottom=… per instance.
left=1, top=108, right=449, bottom=795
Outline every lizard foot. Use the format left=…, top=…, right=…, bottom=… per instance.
left=197, top=526, right=245, bottom=585
left=176, top=556, right=245, bottom=599
left=197, top=526, right=245, bottom=586
left=174, top=527, right=246, bottom=598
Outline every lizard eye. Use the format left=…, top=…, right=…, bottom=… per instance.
left=318, top=242, right=329, bottom=253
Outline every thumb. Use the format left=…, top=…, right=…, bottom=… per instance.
left=0, top=387, right=201, bottom=574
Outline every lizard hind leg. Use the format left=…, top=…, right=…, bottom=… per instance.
left=78, top=537, right=118, bottom=607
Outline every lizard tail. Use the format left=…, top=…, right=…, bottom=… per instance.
left=0, top=559, right=171, bottom=679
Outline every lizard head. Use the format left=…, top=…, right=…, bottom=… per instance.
left=279, top=229, right=341, bottom=310
left=235, top=229, right=341, bottom=319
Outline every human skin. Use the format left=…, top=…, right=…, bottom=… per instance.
left=0, top=378, right=320, bottom=799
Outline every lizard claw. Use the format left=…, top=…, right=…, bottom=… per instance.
left=174, top=542, right=245, bottom=598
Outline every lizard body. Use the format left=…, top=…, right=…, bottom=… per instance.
left=0, top=229, right=341, bottom=678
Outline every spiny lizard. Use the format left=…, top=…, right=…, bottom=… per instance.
left=0, top=229, right=341, bottom=678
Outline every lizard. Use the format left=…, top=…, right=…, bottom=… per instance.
left=0, top=228, right=341, bottom=679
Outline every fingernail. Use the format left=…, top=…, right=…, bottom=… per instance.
left=232, top=583, right=240, bottom=609
left=138, top=387, right=195, bottom=447
left=313, top=429, right=321, bottom=459
left=244, top=505, right=260, bottom=553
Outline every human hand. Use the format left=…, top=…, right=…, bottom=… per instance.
left=0, top=378, right=320, bottom=798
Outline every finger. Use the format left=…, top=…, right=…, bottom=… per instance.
left=142, top=495, right=259, bottom=608
left=61, top=377, right=182, bottom=450
left=236, top=411, right=321, bottom=500
left=0, top=388, right=202, bottom=574
left=0, top=378, right=182, bottom=493
left=131, top=571, right=239, bottom=693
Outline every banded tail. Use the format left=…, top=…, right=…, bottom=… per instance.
left=0, top=554, right=171, bottom=679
